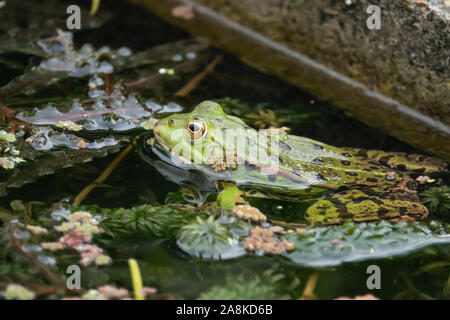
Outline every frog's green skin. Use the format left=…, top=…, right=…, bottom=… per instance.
left=152, top=101, right=447, bottom=225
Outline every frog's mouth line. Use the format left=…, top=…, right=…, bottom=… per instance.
left=150, top=137, right=198, bottom=172
left=152, top=131, right=167, bottom=151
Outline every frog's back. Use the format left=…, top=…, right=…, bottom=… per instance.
left=229, top=133, right=447, bottom=199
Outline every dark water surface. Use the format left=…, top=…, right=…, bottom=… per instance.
left=0, top=0, right=448, bottom=300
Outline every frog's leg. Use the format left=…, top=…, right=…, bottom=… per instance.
left=305, top=189, right=428, bottom=225
left=346, top=148, right=447, bottom=174
left=217, top=182, right=246, bottom=209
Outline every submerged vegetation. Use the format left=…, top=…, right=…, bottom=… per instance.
left=0, top=0, right=448, bottom=300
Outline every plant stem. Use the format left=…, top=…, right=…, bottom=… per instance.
left=8, top=222, right=64, bottom=288
left=128, top=259, right=144, bottom=300
left=299, top=271, right=319, bottom=300
left=175, top=55, right=222, bottom=97
left=72, top=144, right=133, bottom=207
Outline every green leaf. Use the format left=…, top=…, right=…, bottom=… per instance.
left=177, top=215, right=251, bottom=260
left=285, top=220, right=450, bottom=267
left=421, top=187, right=450, bottom=218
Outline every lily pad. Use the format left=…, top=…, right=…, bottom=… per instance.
left=0, top=1, right=111, bottom=56
left=0, top=30, right=209, bottom=99
left=0, top=139, right=124, bottom=196
left=177, top=215, right=250, bottom=260
left=284, top=220, right=450, bottom=267
left=16, top=96, right=153, bottom=132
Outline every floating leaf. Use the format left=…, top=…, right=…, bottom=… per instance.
left=284, top=220, right=450, bottom=267
left=0, top=2, right=111, bottom=56
left=177, top=215, right=248, bottom=260
left=1, top=31, right=209, bottom=98
left=16, top=96, right=153, bottom=132
left=0, top=139, right=123, bottom=196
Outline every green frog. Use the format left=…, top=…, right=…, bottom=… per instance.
left=150, top=101, right=447, bottom=225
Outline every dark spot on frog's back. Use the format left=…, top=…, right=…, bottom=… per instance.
left=379, top=155, right=394, bottom=166
left=341, top=160, right=350, bottom=166
left=366, top=177, right=378, bottom=183
left=270, top=154, right=281, bottom=164
left=345, top=171, right=358, bottom=176
left=356, top=149, right=368, bottom=158
left=361, top=188, right=378, bottom=196
left=311, top=158, right=324, bottom=165
left=377, top=207, right=390, bottom=216
left=352, top=196, right=372, bottom=203
left=278, top=141, right=291, bottom=151
left=341, top=152, right=351, bottom=157
left=244, top=162, right=258, bottom=171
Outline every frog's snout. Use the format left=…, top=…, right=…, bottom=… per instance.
left=153, top=120, right=162, bottom=133
left=152, top=119, right=171, bottom=145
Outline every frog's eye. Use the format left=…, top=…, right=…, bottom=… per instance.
left=186, top=118, right=206, bottom=140
left=168, top=119, right=175, bottom=127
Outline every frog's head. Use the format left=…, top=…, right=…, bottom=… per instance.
left=153, top=101, right=248, bottom=165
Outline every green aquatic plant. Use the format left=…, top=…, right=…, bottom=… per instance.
left=178, top=216, right=231, bottom=245
left=213, top=98, right=254, bottom=117
left=177, top=215, right=240, bottom=260
left=245, top=109, right=289, bottom=129
left=93, top=204, right=199, bottom=238
left=421, top=186, right=450, bottom=218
